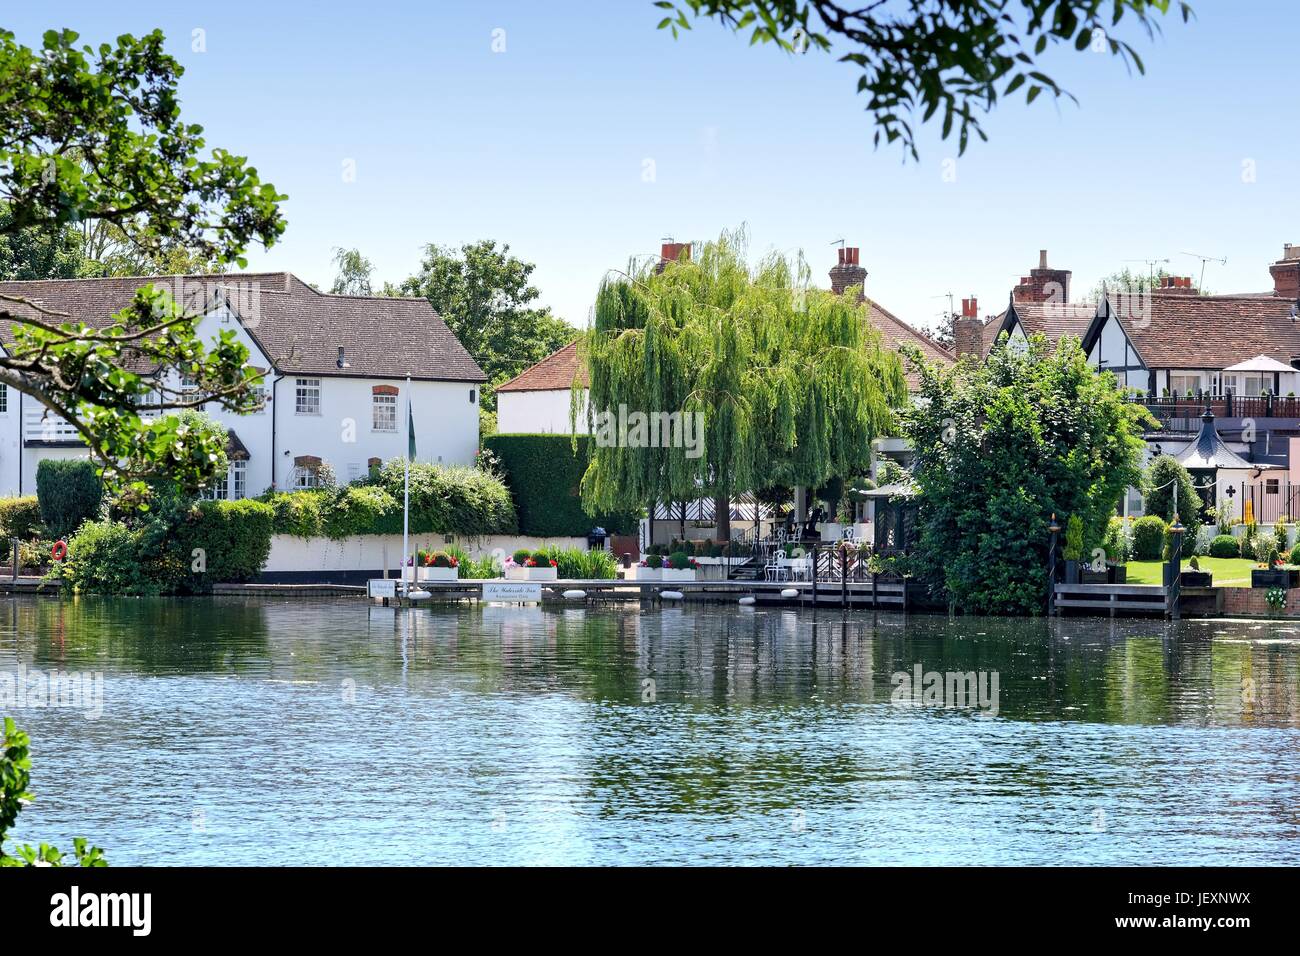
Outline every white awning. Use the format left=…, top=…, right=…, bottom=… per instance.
left=1222, top=355, right=1295, bottom=373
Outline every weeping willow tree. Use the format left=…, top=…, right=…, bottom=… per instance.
left=576, top=229, right=906, bottom=540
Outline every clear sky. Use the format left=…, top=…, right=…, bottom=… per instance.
left=8, top=1, right=1298, bottom=338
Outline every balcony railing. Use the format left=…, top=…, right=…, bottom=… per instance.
left=1131, top=394, right=1300, bottom=421
left=23, top=408, right=81, bottom=444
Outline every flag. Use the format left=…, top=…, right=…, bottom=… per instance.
left=407, top=401, right=416, bottom=459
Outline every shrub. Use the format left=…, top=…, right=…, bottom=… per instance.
left=61, top=520, right=158, bottom=595
left=36, top=459, right=103, bottom=538
left=1210, top=534, right=1241, bottom=559
left=321, top=484, right=398, bottom=538
left=266, top=491, right=325, bottom=537
left=667, top=550, right=693, bottom=570
left=1274, top=518, right=1290, bottom=557
left=1102, top=517, right=1131, bottom=564
left=483, top=434, right=636, bottom=537
left=0, top=497, right=44, bottom=541
left=371, top=460, right=515, bottom=536
left=173, top=499, right=275, bottom=587
left=578, top=548, right=618, bottom=579
left=1131, top=515, right=1168, bottom=560
left=1062, top=515, right=1084, bottom=561
left=1142, top=455, right=1201, bottom=523
left=511, top=548, right=532, bottom=565
left=420, top=550, right=456, bottom=568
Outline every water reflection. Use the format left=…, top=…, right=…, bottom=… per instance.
left=2, top=598, right=1298, bottom=865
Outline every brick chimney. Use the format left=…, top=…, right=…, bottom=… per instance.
left=1013, top=249, right=1071, bottom=304
left=1270, top=243, right=1300, bottom=298
left=655, top=241, right=691, bottom=274
left=952, top=296, right=983, bottom=358
left=829, top=246, right=867, bottom=302
left=1157, top=275, right=1196, bottom=294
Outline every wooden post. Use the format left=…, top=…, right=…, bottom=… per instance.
left=1167, top=514, right=1184, bottom=620
left=1047, top=514, right=1061, bottom=615
left=810, top=544, right=818, bottom=606
left=840, top=543, right=847, bottom=609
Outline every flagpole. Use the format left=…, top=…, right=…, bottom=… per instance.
left=402, top=374, right=411, bottom=596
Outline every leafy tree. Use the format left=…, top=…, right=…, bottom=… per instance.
left=0, top=204, right=88, bottom=280
left=330, top=247, right=374, bottom=295
left=902, top=334, right=1152, bottom=614
left=1088, top=266, right=1206, bottom=301
left=0, top=28, right=286, bottom=493
left=655, top=0, right=1191, bottom=158
left=1143, top=454, right=1202, bottom=523
left=581, top=229, right=905, bottom=541
left=398, top=240, right=575, bottom=412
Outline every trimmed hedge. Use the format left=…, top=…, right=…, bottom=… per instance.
left=484, top=434, right=636, bottom=537
left=1131, top=515, right=1168, bottom=561
left=36, top=459, right=103, bottom=538
left=62, top=499, right=274, bottom=594
left=1210, top=534, right=1241, bottom=559
left=262, top=460, right=515, bottom=538
left=0, top=496, right=43, bottom=540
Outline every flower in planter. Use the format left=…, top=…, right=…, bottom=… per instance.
left=1266, top=586, right=1287, bottom=611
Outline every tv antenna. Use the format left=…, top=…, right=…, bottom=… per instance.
left=1122, top=257, right=1170, bottom=281
left=1180, top=251, right=1227, bottom=291
left=930, top=291, right=956, bottom=318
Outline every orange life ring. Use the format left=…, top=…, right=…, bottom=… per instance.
left=51, top=540, right=68, bottom=561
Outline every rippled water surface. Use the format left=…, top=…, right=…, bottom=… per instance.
left=4, top=597, right=1299, bottom=865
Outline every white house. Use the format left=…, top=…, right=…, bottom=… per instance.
left=495, top=340, right=587, bottom=434
left=0, top=272, right=485, bottom=497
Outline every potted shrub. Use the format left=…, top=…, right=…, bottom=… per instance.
left=1061, top=515, right=1083, bottom=584
left=662, top=550, right=699, bottom=582
left=1180, top=555, right=1212, bottom=588
left=633, top=554, right=668, bottom=581
left=1251, top=548, right=1292, bottom=589
left=416, top=549, right=459, bottom=582
left=505, top=549, right=559, bottom=581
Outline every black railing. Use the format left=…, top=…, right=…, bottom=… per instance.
left=1132, top=394, right=1300, bottom=421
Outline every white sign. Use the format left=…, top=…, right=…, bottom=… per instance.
left=368, top=578, right=397, bottom=598
left=482, top=581, right=543, bottom=603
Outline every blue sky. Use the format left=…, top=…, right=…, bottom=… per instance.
left=7, top=1, right=1298, bottom=337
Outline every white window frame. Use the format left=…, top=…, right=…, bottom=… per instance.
left=294, top=465, right=320, bottom=490
left=295, top=378, right=322, bottom=416
left=0, top=382, right=7, bottom=414
left=231, top=460, right=247, bottom=499
left=372, top=392, right=397, bottom=432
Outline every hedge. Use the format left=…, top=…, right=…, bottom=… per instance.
left=262, top=460, right=515, bottom=539
left=62, top=499, right=274, bottom=595
left=1131, top=515, right=1168, bottom=561
left=484, top=434, right=637, bottom=537
left=36, top=459, right=103, bottom=538
left=0, top=496, right=43, bottom=540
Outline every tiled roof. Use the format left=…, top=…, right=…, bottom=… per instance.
left=1007, top=299, right=1098, bottom=342
left=867, top=302, right=955, bottom=388
left=496, top=341, right=586, bottom=392
left=498, top=304, right=955, bottom=395
left=0, top=272, right=485, bottom=382
left=1103, top=291, right=1300, bottom=369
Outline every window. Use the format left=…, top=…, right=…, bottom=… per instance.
left=201, top=461, right=248, bottom=501
left=295, top=378, right=321, bottom=415
left=180, top=372, right=199, bottom=396
left=0, top=383, right=7, bottom=414
left=372, top=392, right=396, bottom=432
left=469, top=388, right=476, bottom=404
left=1169, top=373, right=1202, bottom=397
left=1266, top=478, right=1280, bottom=495
left=293, top=456, right=323, bottom=489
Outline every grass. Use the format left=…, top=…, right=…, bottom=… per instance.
left=1124, top=557, right=1260, bottom=587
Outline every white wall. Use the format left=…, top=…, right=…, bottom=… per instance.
left=264, top=532, right=588, bottom=573
left=0, top=384, right=19, bottom=497
left=497, top=388, right=587, bottom=435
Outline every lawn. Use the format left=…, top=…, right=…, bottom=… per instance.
left=1125, top=557, right=1259, bottom=587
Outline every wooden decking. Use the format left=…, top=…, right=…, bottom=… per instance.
left=1053, top=583, right=1170, bottom=616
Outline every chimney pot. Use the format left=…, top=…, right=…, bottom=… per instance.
left=838, top=248, right=846, bottom=265
left=1038, top=249, right=1048, bottom=270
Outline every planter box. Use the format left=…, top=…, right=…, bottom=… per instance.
left=633, top=567, right=696, bottom=582
left=505, top=566, right=558, bottom=582
left=1082, top=563, right=1127, bottom=584
left=403, top=566, right=459, bottom=583
left=1063, top=560, right=1080, bottom=584
left=1251, top=568, right=1296, bottom=589
left=1180, top=570, right=1213, bottom=587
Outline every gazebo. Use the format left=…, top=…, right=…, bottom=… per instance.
left=1172, top=406, right=1279, bottom=515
